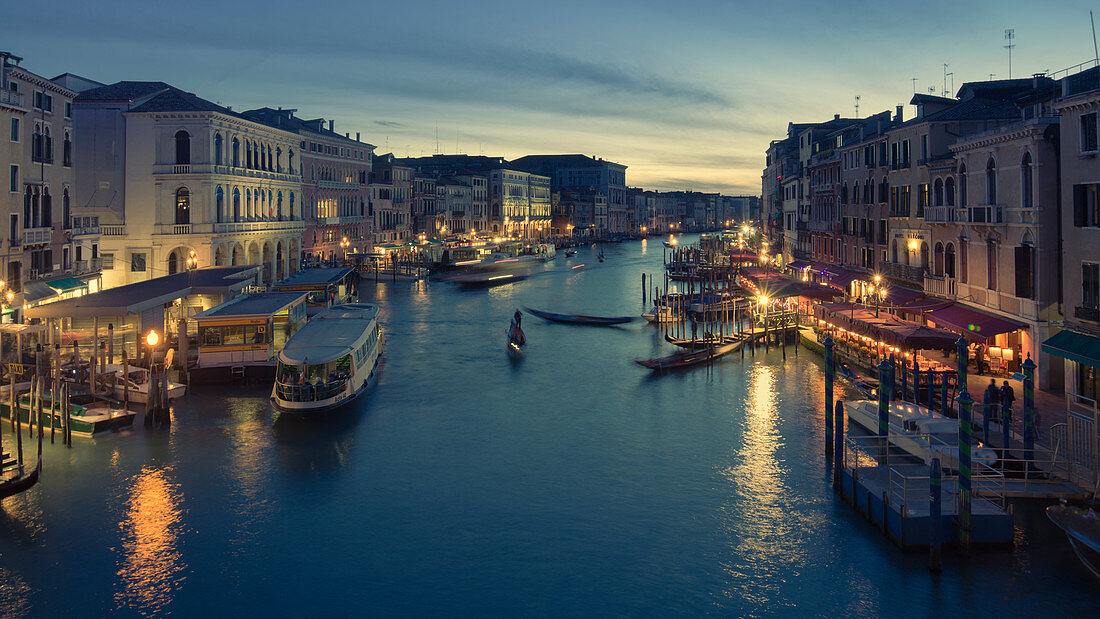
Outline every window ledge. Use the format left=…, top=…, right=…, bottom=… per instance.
left=1079, top=150, right=1098, bottom=159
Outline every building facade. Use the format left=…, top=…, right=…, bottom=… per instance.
left=74, top=82, right=304, bottom=288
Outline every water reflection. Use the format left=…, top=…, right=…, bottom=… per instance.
left=272, top=404, right=365, bottom=476
left=114, top=465, right=185, bottom=615
left=0, top=567, right=34, bottom=618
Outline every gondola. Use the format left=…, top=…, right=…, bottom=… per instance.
left=0, top=460, right=41, bottom=500
left=636, top=341, right=741, bottom=370
left=563, top=249, right=577, bottom=257
left=524, top=307, right=635, bottom=326
left=664, top=332, right=740, bottom=349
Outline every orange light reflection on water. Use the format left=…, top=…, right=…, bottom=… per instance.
left=114, top=465, right=186, bottom=615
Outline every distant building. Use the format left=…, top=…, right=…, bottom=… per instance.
left=241, top=108, right=374, bottom=263
left=73, top=81, right=305, bottom=288
left=509, top=154, right=627, bottom=233
left=488, top=168, right=551, bottom=239
left=370, top=154, right=412, bottom=245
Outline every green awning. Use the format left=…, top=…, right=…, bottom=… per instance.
left=46, top=276, right=88, bottom=293
left=1042, top=329, right=1100, bottom=368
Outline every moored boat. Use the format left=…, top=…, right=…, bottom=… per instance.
left=525, top=307, right=635, bottom=326
left=2, top=390, right=136, bottom=437
left=103, top=364, right=188, bottom=404
left=271, top=303, right=384, bottom=414
left=642, top=305, right=677, bottom=324
left=1047, top=503, right=1100, bottom=579
left=636, top=341, right=742, bottom=370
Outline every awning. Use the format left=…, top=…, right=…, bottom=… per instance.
left=925, top=303, right=1026, bottom=344
left=1042, top=330, right=1100, bottom=369
left=22, top=281, right=59, bottom=303
left=788, top=260, right=812, bottom=270
left=881, top=286, right=924, bottom=307
left=45, top=276, right=88, bottom=293
left=896, top=296, right=953, bottom=316
left=820, top=267, right=865, bottom=291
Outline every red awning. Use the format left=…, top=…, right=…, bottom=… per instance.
left=788, top=260, right=812, bottom=270
left=881, top=286, right=924, bottom=307
left=821, top=267, right=866, bottom=291
left=925, top=303, right=1026, bottom=343
left=896, top=296, right=953, bottom=316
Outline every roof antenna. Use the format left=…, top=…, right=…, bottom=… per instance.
left=911, top=77, right=918, bottom=93
left=1004, top=29, right=1015, bottom=79
left=854, top=95, right=861, bottom=116
left=1092, top=10, right=1099, bottom=66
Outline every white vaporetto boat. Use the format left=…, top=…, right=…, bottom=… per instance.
left=271, top=303, right=384, bottom=414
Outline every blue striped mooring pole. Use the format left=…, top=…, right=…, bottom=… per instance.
left=1023, top=354, right=1036, bottom=467
left=878, top=358, right=892, bottom=465
left=824, top=337, right=835, bottom=459
left=982, top=389, right=992, bottom=446
left=833, top=400, right=844, bottom=490
left=956, top=337, right=968, bottom=396
left=957, top=390, right=974, bottom=555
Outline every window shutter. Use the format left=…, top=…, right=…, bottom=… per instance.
left=1075, top=184, right=1088, bottom=227
left=1014, top=246, right=1032, bottom=299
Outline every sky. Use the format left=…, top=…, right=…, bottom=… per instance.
left=4, top=0, right=1099, bottom=194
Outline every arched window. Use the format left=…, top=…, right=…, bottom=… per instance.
left=44, top=127, right=52, bottom=162
left=289, top=192, right=295, bottom=219
left=32, top=124, right=42, bottom=161
left=277, top=191, right=283, bottom=220
left=288, top=149, right=294, bottom=174
left=879, top=176, right=888, bottom=203
left=216, top=186, right=224, bottom=223
left=24, top=186, right=31, bottom=224
left=945, top=243, right=956, bottom=278
left=268, top=190, right=273, bottom=218
left=63, top=131, right=72, bottom=167
left=214, top=133, right=223, bottom=166
left=246, top=188, right=252, bottom=218
left=267, top=145, right=273, bottom=171
left=168, top=251, right=178, bottom=275
left=41, top=187, right=51, bottom=228
left=246, top=142, right=253, bottom=169
left=920, top=241, right=929, bottom=270
left=63, top=188, right=70, bottom=229
left=934, top=242, right=944, bottom=275
left=945, top=177, right=955, bottom=207
left=891, top=239, right=898, bottom=263
left=985, top=158, right=997, bottom=204
left=959, top=164, right=967, bottom=207
left=175, top=130, right=190, bottom=165
left=1016, top=231, right=1035, bottom=298
left=175, top=187, right=191, bottom=224
left=232, top=138, right=240, bottom=167
left=1021, top=152, right=1033, bottom=207
left=233, top=188, right=241, bottom=221
left=933, top=178, right=944, bottom=206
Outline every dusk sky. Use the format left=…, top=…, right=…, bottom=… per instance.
left=6, top=0, right=1098, bottom=194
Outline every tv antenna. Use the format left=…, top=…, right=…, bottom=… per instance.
left=1004, top=29, right=1015, bottom=78
left=943, top=64, right=954, bottom=96
left=854, top=95, right=861, bottom=116
left=911, top=77, right=918, bottom=93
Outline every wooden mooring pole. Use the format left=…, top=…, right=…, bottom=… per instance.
left=824, top=337, right=835, bottom=459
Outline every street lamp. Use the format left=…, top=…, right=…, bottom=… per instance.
left=186, top=250, right=198, bottom=271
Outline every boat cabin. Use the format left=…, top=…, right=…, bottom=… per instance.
left=271, top=267, right=355, bottom=314
left=192, top=292, right=308, bottom=372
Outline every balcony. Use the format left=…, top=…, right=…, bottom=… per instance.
left=317, top=179, right=361, bottom=190
left=153, top=164, right=300, bottom=183
left=1076, top=305, right=1100, bottom=322
left=70, top=217, right=100, bottom=236
left=0, top=89, right=25, bottom=108
left=101, top=224, right=126, bottom=236
left=22, top=227, right=52, bottom=245
left=880, top=261, right=927, bottom=287
left=924, top=206, right=958, bottom=223
left=923, top=274, right=957, bottom=298
left=964, top=205, right=1006, bottom=224
left=214, top=219, right=306, bottom=234
left=72, top=257, right=102, bottom=274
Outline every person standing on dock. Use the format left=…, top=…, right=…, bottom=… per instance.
left=1000, top=380, right=1015, bottom=420
left=984, top=379, right=1000, bottom=414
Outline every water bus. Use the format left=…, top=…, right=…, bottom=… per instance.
left=271, top=304, right=384, bottom=414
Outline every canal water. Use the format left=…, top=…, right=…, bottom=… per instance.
left=1, top=236, right=1095, bottom=616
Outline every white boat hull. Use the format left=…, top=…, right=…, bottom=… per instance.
left=843, top=400, right=997, bottom=470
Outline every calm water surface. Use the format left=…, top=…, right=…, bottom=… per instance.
left=1, top=236, right=1096, bottom=616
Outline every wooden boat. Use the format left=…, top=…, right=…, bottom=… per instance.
left=563, top=249, right=577, bottom=257
left=642, top=306, right=677, bottom=324
left=664, top=332, right=740, bottom=349
left=524, top=307, right=635, bottom=326
left=2, top=390, right=136, bottom=437
left=1047, top=503, right=1100, bottom=579
left=506, top=321, right=525, bottom=360
left=103, top=364, right=188, bottom=404
left=636, top=341, right=741, bottom=370
left=0, top=460, right=41, bottom=500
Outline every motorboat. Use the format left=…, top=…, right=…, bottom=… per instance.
left=5, top=390, right=135, bottom=437
left=563, top=249, right=577, bottom=257
left=271, top=303, right=384, bottom=414
left=1047, top=502, right=1100, bottom=579
left=842, top=400, right=997, bottom=470
left=439, top=254, right=542, bottom=287
left=103, top=364, right=188, bottom=404
left=642, top=305, right=677, bottom=324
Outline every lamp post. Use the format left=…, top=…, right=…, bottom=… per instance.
left=340, top=237, right=350, bottom=265
left=873, top=273, right=883, bottom=317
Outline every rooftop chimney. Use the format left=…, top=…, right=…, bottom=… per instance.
left=329, top=120, right=334, bottom=132
left=895, top=105, right=903, bottom=122
left=834, top=113, right=840, bottom=120
left=356, top=132, right=360, bottom=142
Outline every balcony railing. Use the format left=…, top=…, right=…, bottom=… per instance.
left=22, top=227, right=52, bottom=245
left=100, top=224, right=126, bottom=236
left=0, top=89, right=25, bottom=108
left=965, top=205, right=1006, bottom=224
left=172, top=224, right=191, bottom=235
left=924, top=206, right=957, bottom=223
left=881, top=262, right=927, bottom=287
left=72, top=257, right=103, bottom=274
left=317, top=179, right=361, bottom=190
left=924, top=274, right=957, bottom=298
left=214, top=219, right=306, bottom=234
left=154, top=164, right=301, bottom=183
left=1076, top=305, right=1100, bottom=322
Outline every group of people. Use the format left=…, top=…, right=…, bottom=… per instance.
left=984, top=378, right=1017, bottom=421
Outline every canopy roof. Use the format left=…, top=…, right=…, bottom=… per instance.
left=279, top=304, right=379, bottom=365
left=925, top=303, right=1025, bottom=344
left=814, top=302, right=960, bottom=351
left=1043, top=329, right=1100, bottom=369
